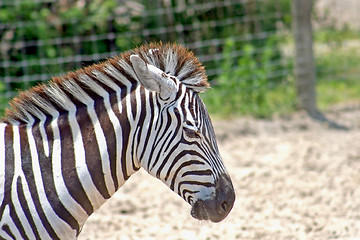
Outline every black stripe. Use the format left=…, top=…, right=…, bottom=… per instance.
left=135, top=86, right=147, bottom=165
left=59, top=114, right=93, bottom=215
left=16, top=177, right=40, bottom=239
left=161, top=105, right=183, bottom=153
left=151, top=107, right=176, bottom=173
left=18, top=126, right=43, bottom=239
left=0, top=126, right=14, bottom=221
left=146, top=97, right=163, bottom=170
left=29, top=122, right=60, bottom=239
left=119, top=87, right=131, bottom=180
left=165, top=150, right=207, bottom=182
left=110, top=60, right=138, bottom=85
left=77, top=103, right=110, bottom=199
left=36, top=117, right=80, bottom=234
left=154, top=128, right=178, bottom=179
left=109, top=93, right=120, bottom=190
left=181, top=170, right=213, bottom=177
left=177, top=180, right=215, bottom=199
left=139, top=91, right=155, bottom=163
left=130, top=125, right=141, bottom=172
left=155, top=109, right=182, bottom=178
left=101, top=68, right=131, bottom=188
left=87, top=71, right=115, bottom=95
left=182, top=190, right=199, bottom=204
left=153, top=98, right=163, bottom=133
left=94, top=97, right=115, bottom=198
left=1, top=224, right=16, bottom=240
left=130, top=84, right=138, bottom=120
left=102, top=64, right=127, bottom=89
left=0, top=126, right=27, bottom=239
left=169, top=160, right=205, bottom=190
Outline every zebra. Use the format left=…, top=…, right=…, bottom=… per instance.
left=0, top=43, right=235, bottom=239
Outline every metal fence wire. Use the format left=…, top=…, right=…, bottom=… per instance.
left=0, top=0, right=359, bottom=109
left=0, top=0, right=289, bottom=101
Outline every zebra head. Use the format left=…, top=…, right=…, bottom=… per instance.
left=130, top=49, right=235, bottom=223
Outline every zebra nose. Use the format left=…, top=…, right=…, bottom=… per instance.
left=191, top=174, right=235, bottom=222
left=213, top=173, right=235, bottom=221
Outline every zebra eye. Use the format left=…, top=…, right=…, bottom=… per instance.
left=184, top=127, right=201, bottom=139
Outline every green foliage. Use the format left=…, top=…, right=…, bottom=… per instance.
left=316, top=44, right=360, bottom=109
left=203, top=38, right=295, bottom=118
left=0, top=0, right=293, bottom=116
left=0, top=0, right=138, bottom=91
left=2, top=0, right=357, bottom=119
left=315, top=28, right=360, bottom=47
left=0, top=82, right=6, bottom=117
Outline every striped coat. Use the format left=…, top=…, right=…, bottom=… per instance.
left=0, top=43, right=235, bottom=239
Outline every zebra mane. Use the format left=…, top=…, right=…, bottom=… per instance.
left=2, top=42, right=209, bottom=124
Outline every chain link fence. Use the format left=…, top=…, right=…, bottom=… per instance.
left=314, top=0, right=360, bottom=82
left=0, top=0, right=290, bottom=109
left=0, top=0, right=359, bottom=112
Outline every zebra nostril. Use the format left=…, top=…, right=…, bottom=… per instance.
left=221, top=201, right=228, bottom=212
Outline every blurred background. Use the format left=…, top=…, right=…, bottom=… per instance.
left=0, top=0, right=359, bottom=118
left=1, top=2, right=360, bottom=239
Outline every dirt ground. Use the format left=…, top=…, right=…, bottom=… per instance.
left=78, top=103, right=360, bottom=240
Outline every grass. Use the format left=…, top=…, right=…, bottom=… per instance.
left=317, top=78, right=360, bottom=110
left=315, top=40, right=360, bottom=110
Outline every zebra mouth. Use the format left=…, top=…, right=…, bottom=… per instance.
left=190, top=197, right=232, bottom=223
left=191, top=200, right=210, bottom=221
left=190, top=174, right=235, bottom=223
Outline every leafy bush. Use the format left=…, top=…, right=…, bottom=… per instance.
left=0, top=0, right=293, bottom=117
left=203, top=38, right=295, bottom=118
left=0, top=82, right=6, bottom=116
left=0, top=0, right=140, bottom=90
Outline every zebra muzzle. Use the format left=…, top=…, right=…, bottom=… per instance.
left=190, top=174, right=235, bottom=222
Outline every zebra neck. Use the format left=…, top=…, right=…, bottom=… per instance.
left=38, top=85, right=147, bottom=207
left=0, top=85, right=151, bottom=233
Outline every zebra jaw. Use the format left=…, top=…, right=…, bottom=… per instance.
left=190, top=174, right=235, bottom=222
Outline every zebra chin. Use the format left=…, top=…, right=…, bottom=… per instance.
left=190, top=174, right=235, bottom=223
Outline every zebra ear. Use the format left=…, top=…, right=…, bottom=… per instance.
left=130, top=54, right=177, bottom=100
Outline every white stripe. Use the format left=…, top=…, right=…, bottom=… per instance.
left=46, top=83, right=106, bottom=211
left=115, top=91, right=124, bottom=185
left=68, top=111, right=105, bottom=209
left=100, top=65, right=128, bottom=183
left=63, top=75, right=119, bottom=196
left=11, top=125, right=36, bottom=239
left=96, top=68, right=139, bottom=186
left=118, top=59, right=139, bottom=84
left=0, top=123, right=5, bottom=205
left=50, top=114, right=89, bottom=226
left=100, top=95, right=121, bottom=192
left=125, top=86, right=137, bottom=176
left=15, top=102, right=51, bottom=158
left=0, top=205, right=22, bottom=240
left=81, top=71, right=126, bottom=195
left=86, top=104, right=116, bottom=195
left=139, top=92, right=159, bottom=171
left=106, top=63, right=133, bottom=87
left=26, top=122, right=74, bottom=239
left=105, top=92, right=124, bottom=189
left=29, top=96, right=89, bottom=226
left=39, top=120, right=50, bottom=157
left=132, top=86, right=142, bottom=170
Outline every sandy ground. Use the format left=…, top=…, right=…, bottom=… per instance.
left=78, top=103, right=360, bottom=240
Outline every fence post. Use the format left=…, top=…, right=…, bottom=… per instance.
left=292, top=0, right=318, bottom=116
